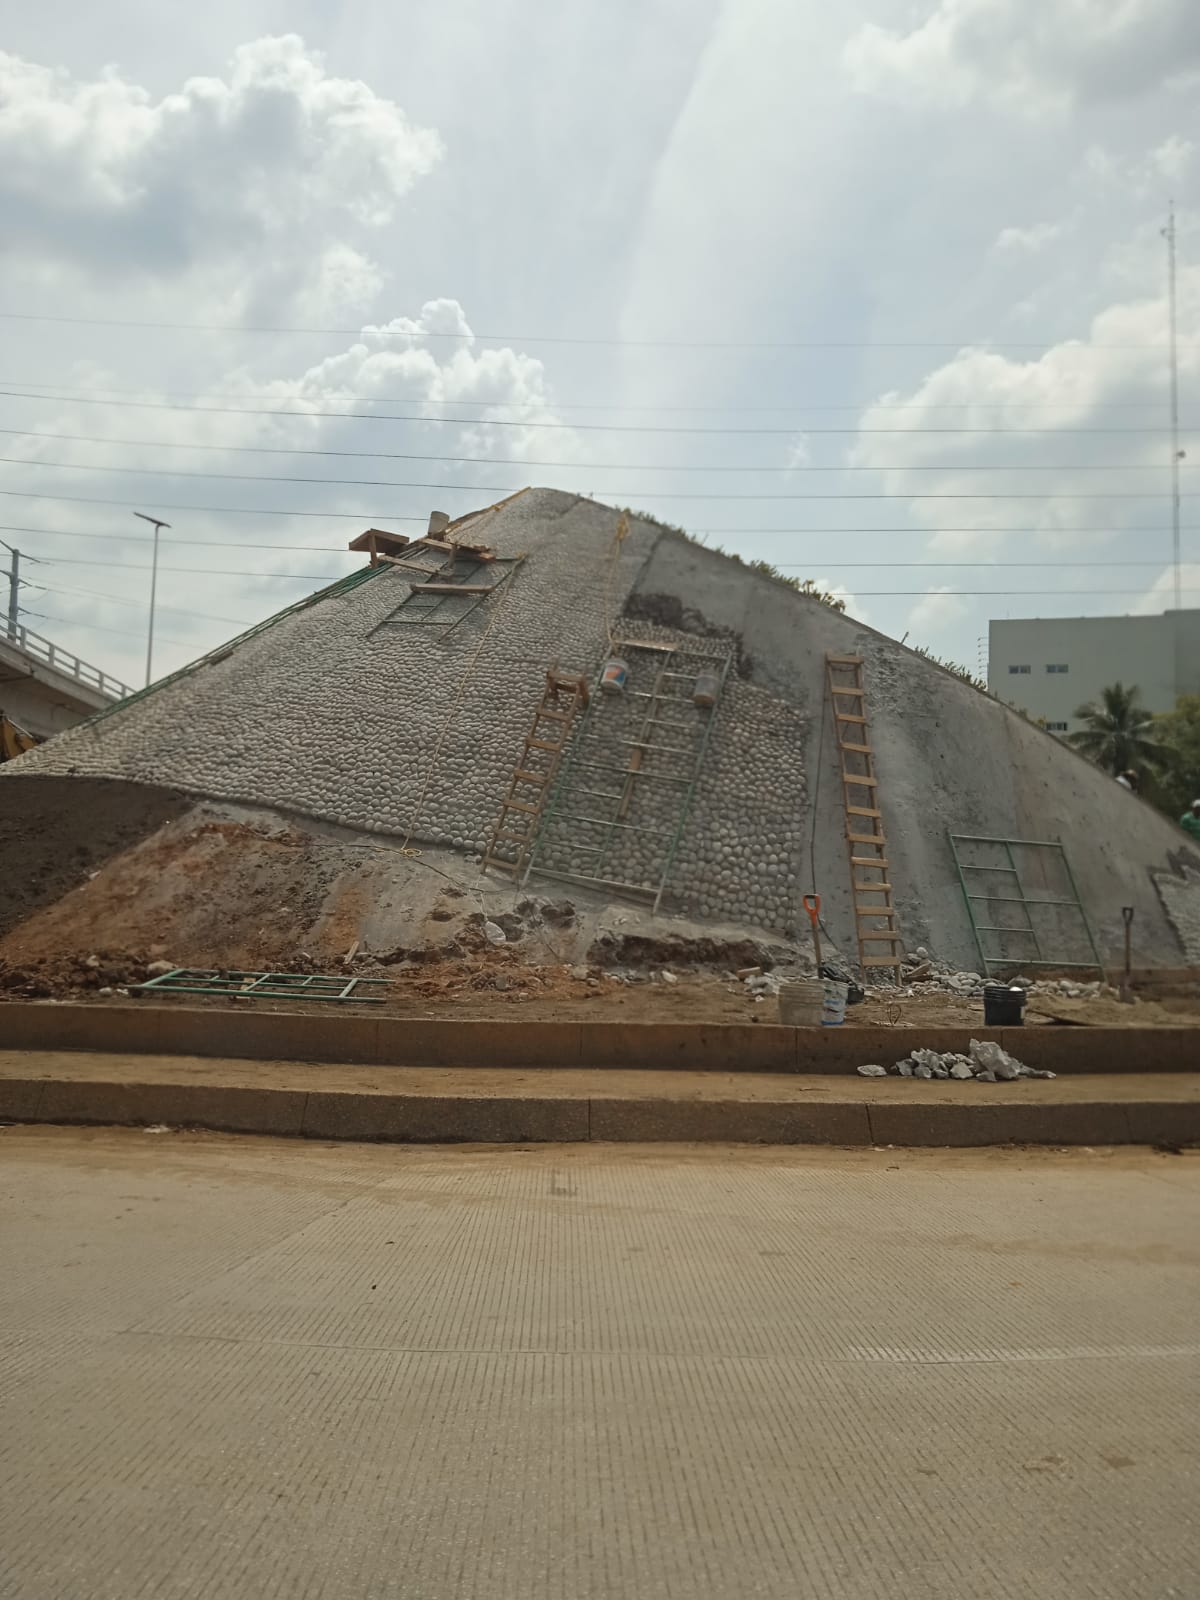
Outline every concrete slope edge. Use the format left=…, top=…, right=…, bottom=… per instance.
left=2, top=1073, right=1196, bottom=1147
left=1, top=1003, right=1196, bottom=1074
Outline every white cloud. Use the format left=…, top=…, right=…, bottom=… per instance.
left=849, top=253, right=1200, bottom=560
left=0, top=36, right=442, bottom=284
left=845, top=0, right=1200, bottom=116
left=993, top=220, right=1063, bottom=254
left=1151, top=135, right=1195, bottom=184
left=1130, top=563, right=1200, bottom=613
left=906, top=584, right=969, bottom=636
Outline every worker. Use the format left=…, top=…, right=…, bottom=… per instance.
left=1181, top=800, right=1200, bottom=841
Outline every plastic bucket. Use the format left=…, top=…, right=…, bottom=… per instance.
left=778, top=980, right=825, bottom=1026
left=692, top=669, right=721, bottom=708
left=600, top=656, right=629, bottom=693
left=983, top=984, right=1026, bottom=1026
left=820, top=980, right=849, bottom=1027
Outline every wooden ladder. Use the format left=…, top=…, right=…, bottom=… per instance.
left=482, top=669, right=590, bottom=879
left=825, top=654, right=904, bottom=982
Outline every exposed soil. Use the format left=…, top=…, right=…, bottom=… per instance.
left=0, top=775, right=190, bottom=937
left=1, top=786, right=1197, bottom=1028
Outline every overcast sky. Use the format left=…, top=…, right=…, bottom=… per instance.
left=1, top=0, right=1198, bottom=689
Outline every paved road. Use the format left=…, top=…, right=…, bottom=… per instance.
left=1, top=1129, right=1197, bottom=1599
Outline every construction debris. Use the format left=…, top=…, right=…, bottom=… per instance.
left=858, top=1039, right=1056, bottom=1081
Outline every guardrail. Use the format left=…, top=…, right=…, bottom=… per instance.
left=2, top=622, right=132, bottom=701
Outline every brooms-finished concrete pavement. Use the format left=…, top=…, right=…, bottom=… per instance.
left=1, top=1127, right=1197, bottom=1599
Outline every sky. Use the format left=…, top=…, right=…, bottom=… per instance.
left=1, top=0, right=1198, bottom=690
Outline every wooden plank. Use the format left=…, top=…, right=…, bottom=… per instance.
left=493, top=829, right=532, bottom=845
left=841, top=773, right=879, bottom=787
left=837, top=741, right=874, bottom=754
left=851, top=856, right=890, bottom=868
left=502, top=800, right=540, bottom=816
left=830, top=686, right=865, bottom=697
left=527, top=737, right=566, bottom=752
left=833, top=712, right=868, bottom=724
left=855, top=884, right=893, bottom=894
left=847, top=806, right=883, bottom=819
left=856, top=908, right=897, bottom=919
left=826, top=654, right=864, bottom=665
left=410, top=582, right=495, bottom=594
left=513, top=769, right=547, bottom=785
left=847, top=832, right=885, bottom=845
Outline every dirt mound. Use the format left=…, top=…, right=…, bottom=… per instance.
left=0, top=775, right=189, bottom=937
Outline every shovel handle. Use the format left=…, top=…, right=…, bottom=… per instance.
left=802, top=894, right=821, bottom=926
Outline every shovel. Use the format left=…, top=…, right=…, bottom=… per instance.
left=1119, top=906, right=1135, bottom=1003
left=802, top=893, right=823, bottom=975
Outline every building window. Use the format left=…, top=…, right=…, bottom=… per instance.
left=1008, top=664, right=1031, bottom=675
left=1046, top=663, right=1069, bottom=674
left=1046, top=721, right=1069, bottom=732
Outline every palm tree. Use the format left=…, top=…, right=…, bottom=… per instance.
left=1068, top=682, right=1161, bottom=775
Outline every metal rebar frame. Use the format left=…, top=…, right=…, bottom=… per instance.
left=133, top=969, right=388, bottom=1003
left=948, top=833, right=1104, bottom=976
left=525, top=638, right=733, bottom=912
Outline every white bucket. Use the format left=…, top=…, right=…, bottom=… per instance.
left=820, top=980, right=849, bottom=1026
left=778, top=979, right=824, bottom=1026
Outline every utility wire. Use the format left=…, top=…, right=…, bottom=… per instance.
left=0, top=376, right=1188, bottom=415
left=5, top=517, right=1195, bottom=552
left=0, top=488, right=1183, bottom=522
left=0, top=388, right=1189, bottom=436
left=1, top=309, right=1194, bottom=350
left=0, top=426, right=1193, bottom=474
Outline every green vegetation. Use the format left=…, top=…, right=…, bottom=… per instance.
left=910, top=645, right=987, bottom=691
left=1068, top=682, right=1161, bottom=776
left=1148, top=695, right=1200, bottom=817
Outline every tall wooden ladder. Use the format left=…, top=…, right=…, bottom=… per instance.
left=825, top=654, right=904, bottom=982
left=482, top=669, right=590, bottom=879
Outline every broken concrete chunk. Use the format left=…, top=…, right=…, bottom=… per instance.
left=145, top=960, right=175, bottom=977
left=661, top=970, right=679, bottom=985
left=896, top=1059, right=914, bottom=1077
left=913, top=1063, right=933, bottom=1079
left=857, top=1064, right=888, bottom=1077
left=949, top=1062, right=975, bottom=1079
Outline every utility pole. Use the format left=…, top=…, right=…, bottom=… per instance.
left=1164, top=203, right=1183, bottom=611
left=134, top=512, right=171, bottom=686
left=5, top=546, right=17, bottom=638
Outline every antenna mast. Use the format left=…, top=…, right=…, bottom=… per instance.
left=1165, top=202, right=1182, bottom=610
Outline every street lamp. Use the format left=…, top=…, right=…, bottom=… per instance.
left=133, top=512, right=171, bottom=686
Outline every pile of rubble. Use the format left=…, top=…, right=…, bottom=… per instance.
left=872, top=948, right=1118, bottom=1002
left=857, top=1038, right=1056, bottom=1082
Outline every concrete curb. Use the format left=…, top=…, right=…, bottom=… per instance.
left=0, top=1003, right=1195, bottom=1074
left=3, top=1075, right=1198, bottom=1147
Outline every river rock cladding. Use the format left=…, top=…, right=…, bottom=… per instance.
left=9, top=492, right=810, bottom=935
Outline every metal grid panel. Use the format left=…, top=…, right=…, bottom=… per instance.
left=133, top=969, right=388, bottom=1003
left=948, top=833, right=1103, bottom=975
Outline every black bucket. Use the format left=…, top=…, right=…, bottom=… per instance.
left=983, top=983, right=1026, bottom=1026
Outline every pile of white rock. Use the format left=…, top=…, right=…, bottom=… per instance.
left=870, top=948, right=1118, bottom=1003
left=857, top=1038, right=1056, bottom=1082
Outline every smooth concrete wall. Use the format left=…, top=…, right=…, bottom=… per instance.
left=632, top=534, right=1200, bottom=969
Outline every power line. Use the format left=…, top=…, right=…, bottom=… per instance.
left=40, top=554, right=1174, bottom=579
left=1, top=308, right=1194, bottom=351
left=37, top=580, right=257, bottom=626
left=0, top=376, right=1187, bottom=415
left=0, top=427, right=1192, bottom=474
left=0, top=483, right=1182, bottom=516
left=0, top=387, right=1189, bottom=437
left=23, top=607, right=190, bottom=647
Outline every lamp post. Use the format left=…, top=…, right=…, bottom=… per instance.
left=133, top=512, right=171, bottom=686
